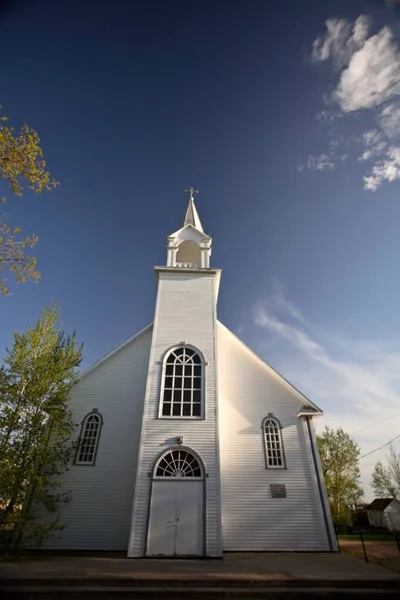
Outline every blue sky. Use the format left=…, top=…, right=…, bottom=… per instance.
left=1, top=0, right=400, bottom=497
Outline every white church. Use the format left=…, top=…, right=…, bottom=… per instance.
left=49, top=191, right=336, bottom=556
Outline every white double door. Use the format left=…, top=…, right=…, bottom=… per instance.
left=147, top=479, right=203, bottom=556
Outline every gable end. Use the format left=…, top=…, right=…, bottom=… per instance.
left=217, top=320, right=323, bottom=414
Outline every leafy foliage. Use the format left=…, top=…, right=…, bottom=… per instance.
left=371, top=444, right=400, bottom=500
left=317, top=426, right=364, bottom=525
left=0, top=108, right=58, bottom=294
left=0, top=305, right=82, bottom=551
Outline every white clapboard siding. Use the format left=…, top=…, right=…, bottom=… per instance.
left=41, top=325, right=152, bottom=550
left=128, top=270, right=222, bottom=557
left=385, top=501, right=400, bottom=531
left=217, top=322, right=331, bottom=551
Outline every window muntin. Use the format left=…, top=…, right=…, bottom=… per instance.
left=161, top=347, right=203, bottom=418
left=263, top=416, right=284, bottom=468
left=76, top=411, right=102, bottom=465
left=155, top=449, right=203, bottom=478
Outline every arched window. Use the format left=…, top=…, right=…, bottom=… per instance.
left=161, top=346, right=203, bottom=418
left=154, top=448, right=203, bottom=478
left=262, top=415, right=285, bottom=469
left=75, top=409, right=103, bottom=465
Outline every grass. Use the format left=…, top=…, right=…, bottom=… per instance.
left=340, top=544, right=400, bottom=574
left=339, top=533, right=399, bottom=542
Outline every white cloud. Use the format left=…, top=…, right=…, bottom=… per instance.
left=364, top=146, right=400, bottom=190
left=335, top=27, right=400, bottom=112
left=307, top=15, right=400, bottom=190
left=312, top=16, right=370, bottom=69
left=357, top=129, right=387, bottom=161
left=252, top=288, right=400, bottom=498
left=380, top=102, right=400, bottom=137
left=316, top=109, right=338, bottom=125
left=298, top=153, right=335, bottom=172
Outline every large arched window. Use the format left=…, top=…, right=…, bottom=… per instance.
left=262, top=415, right=285, bottom=469
left=154, top=448, right=204, bottom=479
left=75, top=409, right=103, bottom=465
left=160, top=346, right=203, bottom=418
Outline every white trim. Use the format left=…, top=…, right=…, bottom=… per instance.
left=298, top=409, right=323, bottom=417
left=128, top=281, right=162, bottom=557
left=77, top=323, right=153, bottom=381
left=306, top=416, right=337, bottom=551
left=168, top=223, right=211, bottom=240
left=212, top=277, right=223, bottom=555
left=217, top=321, right=323, bottom=413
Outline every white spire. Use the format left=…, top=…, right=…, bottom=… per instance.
left=183, top=188, right=204, bottom=232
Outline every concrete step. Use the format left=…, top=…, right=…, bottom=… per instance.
left=2, top=584, right=400, bottom=599
left=2, top=577, right=400, bottom=589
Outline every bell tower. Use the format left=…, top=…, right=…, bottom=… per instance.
left=166, top=189, right=212, bottom=269
left=128, top=189, right=222, bottom=557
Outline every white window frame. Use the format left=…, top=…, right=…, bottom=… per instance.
left=75, top=409, right=103, bottom=466
left=159, top=345, right=205, bottom=420
left=262, top=414, right=286, bottom=469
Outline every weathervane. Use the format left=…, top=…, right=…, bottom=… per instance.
left=184, top=188, right=199, bottom=201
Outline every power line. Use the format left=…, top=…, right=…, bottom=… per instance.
left=360, top=433, right=400, bottom=460
left=351, top=410, right=400, bottom=436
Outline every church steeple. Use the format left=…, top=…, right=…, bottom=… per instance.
left=183, top=188, right=204, bottom=232
left=166, top=189, right=212, bottom=269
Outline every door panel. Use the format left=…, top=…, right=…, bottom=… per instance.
left=175, top=481, right=203, bottom=555
left=147, top=481, right=177, bottom=556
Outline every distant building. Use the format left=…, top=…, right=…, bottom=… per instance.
left=366, top=498, right=400, bottom=531
left=41, top=192, right=336, bottom=556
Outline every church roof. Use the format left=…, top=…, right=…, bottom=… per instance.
left=366, top=498, right=395, bottom=512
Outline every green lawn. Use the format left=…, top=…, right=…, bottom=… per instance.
left=338, top=532, right=399, bottom=542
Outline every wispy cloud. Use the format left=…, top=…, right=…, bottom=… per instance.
left=252, top=285, right=400, bottom=497
left=304, top=13, right=400, bottom=191
left=297, top=153, right=335, bottom=172
left=380, top=102, right=400, bottom=137
left=357, top=129, right=387, bottom=162
left=312, top=15, right=371, bottom=69
left=364, top=146, right=400, bottom=190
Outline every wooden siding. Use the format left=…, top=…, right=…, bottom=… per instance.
left=385, top=501, right=400, bottom=531
left=42, top=326, right=152, bottom=550
left=217, top=322, right=331, bottom=551
left=128, top=270, right=221, bottom=557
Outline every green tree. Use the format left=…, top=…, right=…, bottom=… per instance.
left=0, top=108, right=58, bottom=294
left=0, top=305, right=82, bottom=551
left=317, top=426, right=364, bottom=525
left=371, top=444, right=400, bottom=500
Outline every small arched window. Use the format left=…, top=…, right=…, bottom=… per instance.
left=154, top=448, right=203, bottom=479
left=262, top=415, right=285, bottom=469
left=75, top=410, right=103, bottom=465
left=160, top=346, right=203, bottom=418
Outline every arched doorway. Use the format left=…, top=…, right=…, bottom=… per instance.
left=147, top=448, right=205, bottom=556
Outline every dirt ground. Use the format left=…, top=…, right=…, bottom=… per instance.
left=339, top=539, right=400, bottom=573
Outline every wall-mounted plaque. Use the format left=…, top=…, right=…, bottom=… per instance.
left=271, top=484, right=287, bottom=498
